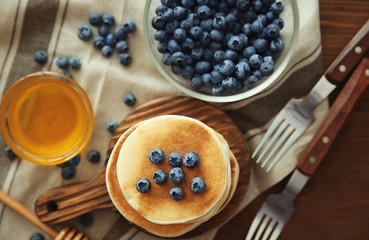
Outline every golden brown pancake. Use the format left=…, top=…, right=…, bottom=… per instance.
left=106, top=118, right=239, bottom=237
left=116, top=115, right=230, bottom=224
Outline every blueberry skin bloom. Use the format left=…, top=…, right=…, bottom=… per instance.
left=92, top=35, right=106, bottom=49
left=136, top=178, right=151, bottom=193
left=77, top=24, right=92, bottom=41
left=123, top=19, right=136, bottom=34
left=34, top=50, right=48, bottom=64
left=89, top=12, right=103, bottom=26
left=168, top=152, right=182, bottom=167
left=69, top=57, right=81, bottom=70
left=169, top=187, right=184, bottom=201
left=102, top=14, right=115, bottom=27
left=153, top=169, right=168, bottom=185
left=56, top=56, right=69, bottom=69
left=169, top=167, right=185, bottom=184
left=88, top=150, right=101, bottom=163
left=106, top=120, right=118, bottom=133
left=119, top=53, right=132, bottom=66
left=149, top=148, right=165, bottom=165
left=101, top=45, right=114, bottom=58
left=190, top=177, right=206, bottom=194
left=123, top=93, right=136, bottom=106
left=183, top=151, right=200, bottom=168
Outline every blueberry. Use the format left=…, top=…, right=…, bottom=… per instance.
left=225, top=50, right=238, bottom=62
left=162, top=0, right=178, bottom=8
left=237, top=0, right=251, bottom=10
left=189, top=26, right=203, bottom=39
left=210, top=29, right=224, bottom=42
left=167, top=39, right=181, bottom=53
left=182, top=65, right=195, bottom=80
left=161, top=52, right=172, bottom=65
left=253, top=38, right=269, bottom=52
left=171, top=64, right=182, bottom=74
left=106, top=120, right=118, bottom=133
left=79, top=213, right=94, bottom=228
left=172, top=51, right=185, bottom=65
left=155, top=4, right=167, bottom=15
left=191, top=47, right=204, bottom=60
left=214, top=50, right=226, bottom=63
left=212, top=16, right=226, bottom=30
left=201, top=73, right=212, bottom=87
left=119, top=53, right=132, bottom=66
left=169, top=187, right=184, bottom=201
left=208, top=41, right=222, bottom=51
left=114, top=26, right=128, bottom=40
left=227, top=35, right=246, bottom=51
left=168, top=152, right=182, bottom=167
left=61, top=71, right=73, bottom=79
left=136, top=178, right=151, bottom=193
left=252, top=0, right=263, bottom=11
left=183, top=151, right=200, bottom=168
left=181, top=0, right=195, bottom=8
left=264, top=55, right=274, bottom=63
left=244, top=74, right=258, bottom=88
left=251, top=20, right=264, bottom=33
left=56, top=56, right=69, bottom=69
left=77, top=24, right=92, bottom=41
left=187, top=12, right=200, bottom=25
left=257, top=14, right=267, bottom=26
left=273, top=18, right=284, bottom=30
left=61, top=165, right=76, bottom=179
left=191, top=75, right=203, bottom=90
left=220, top=59, right=235, bottom=76
left=165, top=19, right=180, bottom=33
left=196, top=5, right=211, bottom=19
left=157, top=42, right=168, bottom=53
left=195, top=61, right=211, bottom=74
left=30, top=232, right=45, bottom=240
left=89, top=12, right=103, bottom=26
left=116, top=40, right=129, bottom=53
left=243, top=9, right=257, bottom=22
left=249, top=54, right=262, bottom=68
left=226, top=13, right=237, bottom=28
left=162, top=8, right=174, bottom=21
left=260, top=61, right=274, bottom=76
left=152, top=16, right=166, bottom=30
left=123, top=19, right=136, bottom=34
left=4, top=146, right=17, bottom=159
left=212, top=84, right=224, bottom=95
left=123, top=93, right=136, bottom=106
left=173, top=6, right=187, bottom=20
left=154, top=30, right=169, bottom=41
left=153, top=169, right=168, bottom=185
left=196, top=0, right=208, bottom=5
left=101, top=45, right=114, bottom=57
left=169, top=167, right=185, bottom=184
left=34, top=50, right=48, bottom=64
left=173, top=28, right=187, bottom=43
left=190, top=177, right=206, bottom=194
left=200, top=19, right=213, bottom=32
left=271, top=1, right=284, bottom=15
left=241, top=23, right=253, bottom=36
left=242, top=46, right=256, bottom=58
left=149, top=148, right=165, bottom=165
left=180, top=19, right=193, bottom=31
left=211, top=70, right=223, bottom=85
left=266, top=11, right=278, bottom=22
left=99, top=25, right=111, bottom=37
left=88, top=150, right=101, bottom=163
left=106, top=33, right=117, bottom=47
left=235, top=61, right=250, bottom=79
left=69, top=57, right=81, bottom=70
left=270, top=38, right=284, bottom=53
left=181, top=38, right=194, bottom=52
left=92, top=35, right=106, bottom=49
left=102, top=14, right=115, bottom=27
left=222, top=76, right=237, bottom=90
left=68, top=154, right=81, bottom=165
left=200, top=31, right=211, bottom=46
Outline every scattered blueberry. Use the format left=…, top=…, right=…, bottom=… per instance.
left=56, top=56, right=69, bottom=69
left=190, top=177, right=206, bottom=194
left=169, top=167, right=185, bottom=184
left=169, top=187, right=184, bottom=201
left=79, top=213, right=94, bottom=228
left=270, top=38, right=284, bottom=53
left=153, top=169, right=168, bottom=185
left=114, top=26, right=128, bottom=40
left=69, top=57, right=81, bottom=70
left=102, top=14, right=115, bottom=27
left=101, top=45, right=114, bottom=57
left=136, top=178, right=151, bottom=193
left=105, top=33, right=117, bottom=47
left=30, top=232, right=45, bottom=240
left=168, top=152, right=182, bottom=167
left=149, top=148, right=165, bottom=165
left=77, top=24, right=93, bottom=41
left=68, top=154, right=81, bottom=165
left=92, top=35, right=106, bottom=49
left=34, top=50, right=48, bottom=64
left=123, top=19, right=136, bottom=33
left=260, top=61, right=274, bottom=76
left=89, top=12, right=103, bottom=26
left=123, top=93, right=136, bottom=106
left=118, top=53, right=132, bottom=66
left=61, top=165, right=76, bottom=179
left=116, top=40, right=128, bottom=53
left=61, top=71, right=73, bottom=79
left=98, top=25, right=111, bottom=37
left=88, top=150, right=101, bottom=163
left=4, top=146, right=17, bottom=159
left=191, top=75, right=203, bottom=90
left=183, top=151, right=200, bottom=168
left=106, top=120, right=118, bottom=133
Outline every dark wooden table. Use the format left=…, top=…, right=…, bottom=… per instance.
left=216, top=1, right=369, bottom=239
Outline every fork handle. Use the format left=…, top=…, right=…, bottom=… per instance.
left=325, top=19, right=369, bottom=85
left=297, top=58, right=369, bottom=176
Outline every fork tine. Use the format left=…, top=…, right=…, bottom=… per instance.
left=261, top=219, right=278, bottom=240
left=255, top=121, right=289, bottom=164
left=269, top=226, right=283, bottom=240
left=260, top=125, right=294, bottom=168
left=254, top=215, right=271, bottom=240
left=245, top=214, right=264, bottom=240
left=251, top=114, right=284, bottom=159
left=266, top=129, right=304, bottom=172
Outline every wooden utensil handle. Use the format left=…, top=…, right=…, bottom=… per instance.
left=297, top=58, right=369, bottom=176
left=34, top=167, right=115, bottom=225
left=325, top=19, right=369, bottom=84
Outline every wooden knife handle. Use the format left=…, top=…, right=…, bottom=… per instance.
left=325, top=19, right=369, bottom=84
left=297, top=58, right=369, bottom=176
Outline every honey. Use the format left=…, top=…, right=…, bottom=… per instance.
left=0, top=72, right=94, bottom=165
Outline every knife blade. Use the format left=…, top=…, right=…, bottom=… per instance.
left=280, top=57, right=369, bottom=201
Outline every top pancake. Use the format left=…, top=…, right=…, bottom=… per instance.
left=116, top=115, right=230, bottom=224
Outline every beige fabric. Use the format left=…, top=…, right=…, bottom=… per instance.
left=0, top=0, right=327, bottom=239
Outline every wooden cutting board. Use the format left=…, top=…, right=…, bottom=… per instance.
left=35, top=96, right=250, bottom=238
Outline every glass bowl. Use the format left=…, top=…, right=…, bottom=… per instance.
left=0, top=71, right=94, bottom=165
left=144, top=0, right=299, bottom=102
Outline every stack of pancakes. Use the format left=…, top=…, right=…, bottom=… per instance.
left=106, top=115, right=239, bottom=237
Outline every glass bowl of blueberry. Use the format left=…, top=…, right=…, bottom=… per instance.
left=144, top=0, right=299, bottom=102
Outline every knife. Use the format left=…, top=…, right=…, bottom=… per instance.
left=280, top=57, right=369, bottom=204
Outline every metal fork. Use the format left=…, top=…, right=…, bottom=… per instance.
left=251, top=19, right=369, bottom=171
left=246, top=57, right=369, bottom=240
